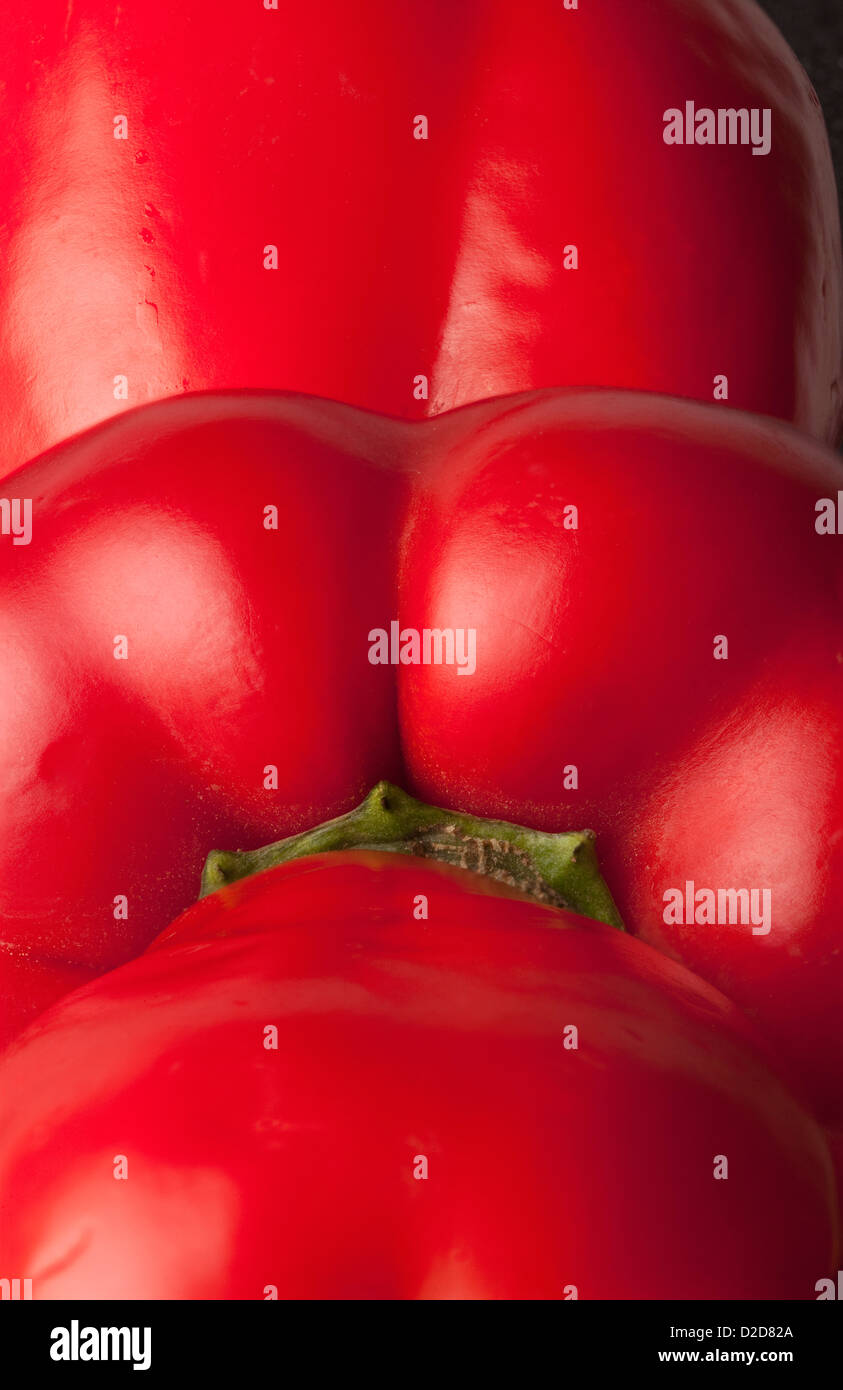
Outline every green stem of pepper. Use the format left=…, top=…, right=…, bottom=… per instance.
left=200, top=781, right=624, bottom=930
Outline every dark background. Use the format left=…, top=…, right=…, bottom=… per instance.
left=760, top=0, right=842, bottom=206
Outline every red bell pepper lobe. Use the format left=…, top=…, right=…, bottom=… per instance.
left=0, top=829, right=834, bottom=1299
left=0, top=0, right=839, bottom=478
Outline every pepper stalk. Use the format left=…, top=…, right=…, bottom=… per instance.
left=200, top=780, right=623, bottom=930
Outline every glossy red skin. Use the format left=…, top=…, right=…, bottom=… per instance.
left=1, top=387, right=842, bottom=1130
left=0, top=951, right=96, bottom=1043
left=0, top=853, right=834, bottom=1300
left=0, top=392, right=407, bottom=1046
left=0, top=0, right=840, bottom=478
left=401, top=390, right=843, bottom=1124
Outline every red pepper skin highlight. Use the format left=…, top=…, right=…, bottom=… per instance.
left=0, top=0, right=840, bottom=477
left=0, top=853, right=834, bottom=1300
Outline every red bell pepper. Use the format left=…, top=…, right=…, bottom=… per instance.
left=0, top=789, right=834, bottom=1300
left=0, top=386, right=841, bottom=1134
left=0, top=0, right=840, bottom=478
